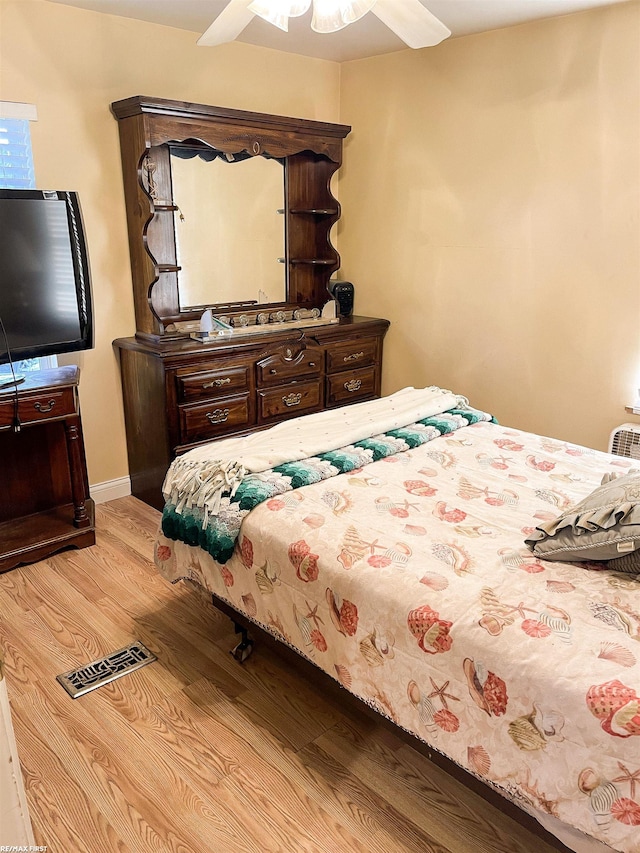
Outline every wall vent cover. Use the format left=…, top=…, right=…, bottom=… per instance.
left=56, top=641, right=157, bottom=698
left=609, top=423, right=640, bottom=461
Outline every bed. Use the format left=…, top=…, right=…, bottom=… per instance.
left=154, top=386, right=640, bottom=853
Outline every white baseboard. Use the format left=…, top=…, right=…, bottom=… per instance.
left=90, top=476, right=131, bottom=504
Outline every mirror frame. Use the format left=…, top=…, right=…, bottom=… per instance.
left=111, top=96, right=351, bottom=340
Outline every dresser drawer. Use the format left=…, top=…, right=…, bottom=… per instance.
left=326, top=367, right=377, bottom=406
left=176, top=362, right=251, bottom=403
left=258, top=381, right=321, bottom=421
left=0, top=387, right=76, bottom=429
left=326, top=337, right=378, bottom=373
left=179, top=394, right=252, bottom=442
left=257, top=346, right=323, bottom=387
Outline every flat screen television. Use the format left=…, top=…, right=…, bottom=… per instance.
left=0, top=189, right=94, bottom=366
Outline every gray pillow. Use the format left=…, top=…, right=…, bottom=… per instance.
left=524, top=471, right=640, bottom=570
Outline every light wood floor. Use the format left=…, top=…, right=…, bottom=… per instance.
left=0, top=496, right=564, bottom=853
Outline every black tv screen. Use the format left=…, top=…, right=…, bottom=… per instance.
left=0, top=189, right=93, bottom=365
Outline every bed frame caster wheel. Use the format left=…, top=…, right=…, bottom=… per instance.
left=230, top=622, right=253, bottom=663
left=231, top=640, right=253, bottom=663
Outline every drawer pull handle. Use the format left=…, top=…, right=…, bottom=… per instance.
left=309, top=362, right=316, bottom=367
left=344, top=379, right=362, bottom=393
left=343, top=351, right=364, bottom=362
left=270, top=369, right=277, bottom=375
left=206, top=408, right=230, bottom=424
left=34, top=400, right=56, bottom=413
left=282, top=393, right=302, bottom=407
left=203, top=377, right=231, bottom=389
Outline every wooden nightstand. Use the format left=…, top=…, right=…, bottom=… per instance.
left=0, top=366, right=95, bottom=572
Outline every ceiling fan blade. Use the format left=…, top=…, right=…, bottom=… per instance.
left=372, top=0, right=451, bottom=49
left=197, top=0, right=255, bottom=46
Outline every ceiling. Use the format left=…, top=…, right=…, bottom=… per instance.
left=46, top=0, right=630, bottom=62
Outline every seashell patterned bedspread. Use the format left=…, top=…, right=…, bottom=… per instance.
left=155, top=419, right=640, bottom=852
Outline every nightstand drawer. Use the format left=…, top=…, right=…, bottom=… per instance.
left=0, top=387, right=76, bottom=429
left=176, top=362, right=251, bottom=402
left=326, top=367, right=377, bottom=406
left=258, top=381, right=321, bottom=421
left=179, top=394, right=252, bottom=442
left=326, top=337, right=377, bottom=373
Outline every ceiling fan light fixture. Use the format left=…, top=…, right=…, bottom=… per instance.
left=287, top=0, right=313, bottom=16
left=200, top=0, right=451, bottom=51
left=311, top=0, right=375, bottom=34
left=340, top=0, right=377, bottom=25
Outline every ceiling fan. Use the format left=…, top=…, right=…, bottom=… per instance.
left=197, top=0, right=451, bottom=50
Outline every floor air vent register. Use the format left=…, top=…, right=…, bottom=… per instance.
left=56, top=641, right=157, bottom=698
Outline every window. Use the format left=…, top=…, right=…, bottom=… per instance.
left=0, top=103, right=56, bottom=375
left=0, top=117, right=35, bottom=188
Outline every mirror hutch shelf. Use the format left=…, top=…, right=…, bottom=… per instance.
left=111, top=96, right=389, bottom=509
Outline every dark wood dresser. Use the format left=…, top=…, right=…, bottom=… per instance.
left=0, top=366, right=95, bottom=572
left=114, top=315, right=388, bottom=509
left=111, top=97, right=390, bottom=510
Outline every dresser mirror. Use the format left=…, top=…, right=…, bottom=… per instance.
left=111, top=96, right=351, bottom=339
left=170, top=147, right=286, bottom=310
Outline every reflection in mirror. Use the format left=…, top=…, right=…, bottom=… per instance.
left=170, top=149, right=286, bottom=310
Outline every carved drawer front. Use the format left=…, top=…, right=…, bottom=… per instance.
left=257, top=345, right=323, bottom=387
left=0, top=388, right=76, bottom=429
left=176, top=363, right=251, bottom=403
left=179, top=394, right=252, bottom=442
left=258, top=381, right=321, bottom=421
left=326, top=337, right=378, bottom=374
left=326, top=367, right=377, bottom=407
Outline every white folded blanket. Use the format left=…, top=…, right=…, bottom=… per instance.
left=162, top=386, right=461, bottom=517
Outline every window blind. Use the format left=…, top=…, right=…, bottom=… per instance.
left=0, top=117, right=36, bottom=189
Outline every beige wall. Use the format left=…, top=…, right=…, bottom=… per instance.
left=339, top=1, right=640, bottom=450
left=1, top=0, right=638, bottom=492
left=0, top=0, right=341, bottom=488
